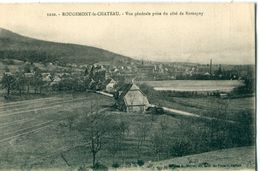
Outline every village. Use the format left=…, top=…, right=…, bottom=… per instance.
left=0, top=58, right=255, bottom=113
left=0, top=57, right=255, bottom=170
left=0, top=55, right=256, bottom=119
left=1, top=58, right=254, bottom=90
left=0, top=17, right=255, bottom=170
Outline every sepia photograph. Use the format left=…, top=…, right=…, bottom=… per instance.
left=0, top=3, right=256, bottom=171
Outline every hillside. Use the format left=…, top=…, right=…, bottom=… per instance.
left=0, top=28, right=135, bottom=65
left=146, top=146, right=255, bottom=170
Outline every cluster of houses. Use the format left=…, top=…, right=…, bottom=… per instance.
left=2, top=59, right=253, bottom=113
left=50, top=73, right=151, bottom=113
left=1, top=62, right=152, bottom=113
left=105, top=61, right=252, bottom=81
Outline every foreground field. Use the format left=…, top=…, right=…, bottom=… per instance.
left=110, top=147, right=255, bottom=171
left=0, top=92, right=255, bottom=170
left=0, top=92, right=114, bottom=170
left=145, top=146, right=255, bottom=171
left=0, top=92, right=180, bottom=169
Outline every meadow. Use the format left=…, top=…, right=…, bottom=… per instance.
left=0, top=90, right=255, bottom=170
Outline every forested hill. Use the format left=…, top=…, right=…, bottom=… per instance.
left=0, top=28, right=135, bottom=65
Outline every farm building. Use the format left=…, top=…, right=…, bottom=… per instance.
left=24, top=72, right=34, bottom=79
left=50, top=75, right=62, bottom=87
left=104, top=78, right=117, bottom=93
left=41, top=73, right=52, bottom=82
left=115, top=83, right=150, bottom=113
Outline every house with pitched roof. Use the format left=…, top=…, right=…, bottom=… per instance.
left=115, top=83, right=150, bottom=113
left=104, top=78, right=117, bottom=93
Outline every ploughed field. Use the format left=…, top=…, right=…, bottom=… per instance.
left=0, top=92, right=114, bottom=169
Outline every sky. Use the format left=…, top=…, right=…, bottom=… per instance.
left=0, top=3, right=255, bottom=64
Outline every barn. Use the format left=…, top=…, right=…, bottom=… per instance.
left=116, top=83, right=150, bottom=113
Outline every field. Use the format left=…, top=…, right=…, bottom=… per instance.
left=0, top=92, right=115, bottom=170
left=0, top=90, right=255, bottom=170
left=138, top=80, right=255, bottom=123
left=141, top=80, right=244, bottom=92
left=108, top=146, right=255, bottom=171
left=145, top=146, right=255, bottom=171
left=0, top=92, right=188, bottom=170
left=155, top=96, right=255, bottom=122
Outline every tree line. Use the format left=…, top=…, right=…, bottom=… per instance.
left=1, top=64, right=108, bottom=97
left=1, top=66, right=45, bottom=96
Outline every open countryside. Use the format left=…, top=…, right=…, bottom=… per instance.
left=0, top=6, right=256, bottom=171
left=0, top=92, right=254, bottom=171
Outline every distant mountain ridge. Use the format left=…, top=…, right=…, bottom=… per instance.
left=0, top=28, right=135, bottom=65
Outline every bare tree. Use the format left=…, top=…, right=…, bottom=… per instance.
left=107, top=120, right=129, bottom=163
left=208, top=99, right=230, bottom=148
left=150, top=116, right=172, bottom=160
left=150, top=131, right=164, bottom=161
left=32, top=71, right=43, bottom=94
left=135, top=123, right=149, bottom=160
left=14, top=72, right=26, bottom=96
left=77, top=111, right=112, bottom=168
left=2, top=73, right=15, bottom=96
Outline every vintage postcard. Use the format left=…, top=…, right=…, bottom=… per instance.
left=0, top=3, right=256, bottom=171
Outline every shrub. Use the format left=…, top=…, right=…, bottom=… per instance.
left=92, top=162, right=108, bottom=171
left=147, top=162, right=153, bottom=168
left=198, top=162, right=210, bottom=167
left=168, top=164, right=181, bottom=168
left=112, top=162, right=120, bottom=168
left=170, top=139, right=193, bottom=157
left=137, top=160, right=145, bottom=166
left=77, top=165, right=86, bottom=171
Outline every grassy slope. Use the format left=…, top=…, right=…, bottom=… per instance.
left=0, top=92, right=255, bottom=170
left=149, top=95, right=255, bottom=122
left=138, top=83, right=255, bottom=122
left=0, top=28, right=135, bottom=65
left=31, top=112, right=182, bottom=169
left=148, top=146, right=255, bottom=169
left=0, top=96, right=190, bottom=170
